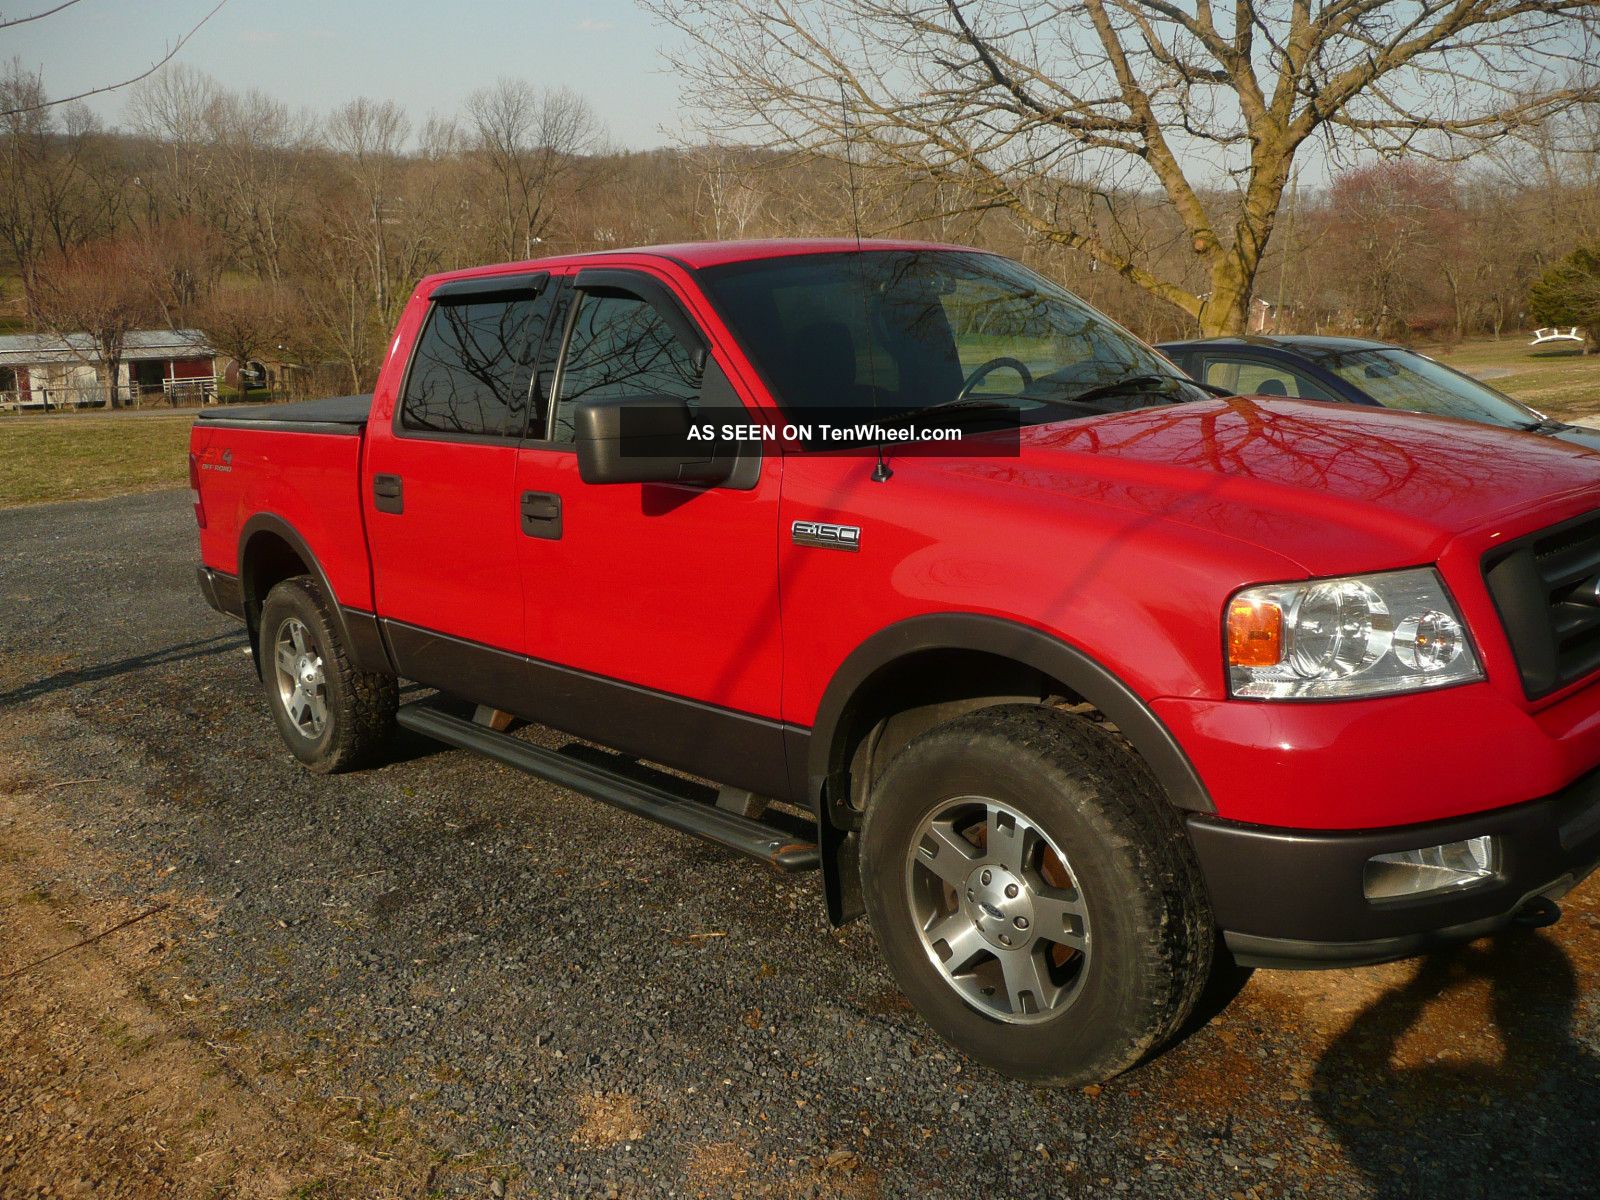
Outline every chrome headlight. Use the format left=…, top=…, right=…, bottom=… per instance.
left=1225, top=568, right=1483, bottom=699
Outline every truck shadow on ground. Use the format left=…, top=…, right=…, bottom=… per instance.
left=0, top=631, right=247, bottom=706
left=1310, top=930, right=1600, bottom=1199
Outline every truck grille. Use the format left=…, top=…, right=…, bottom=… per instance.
left=1484, top=510, right=1600, bottom=698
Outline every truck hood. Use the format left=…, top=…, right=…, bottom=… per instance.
left=998, top=396, right=1600, bottom=575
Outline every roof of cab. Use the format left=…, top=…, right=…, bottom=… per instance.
left=617, top=237, right=976, bottom=268
left=423, top=237, right=982, bottom=288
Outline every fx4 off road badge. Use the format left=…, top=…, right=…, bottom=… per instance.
left=791, top=520, right=861, bottom=552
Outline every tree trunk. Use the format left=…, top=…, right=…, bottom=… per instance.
left=1199, top=257, right=1255, bottom=337
left=99, top=361, right=119, bottom=410
left=1445, top=270, right=1465, bottom=340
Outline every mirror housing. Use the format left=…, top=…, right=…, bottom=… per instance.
left=574, top=394, right=734, bottom=486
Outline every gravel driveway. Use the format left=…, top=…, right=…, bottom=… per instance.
left=3, top=488, right=1599, bottom=1198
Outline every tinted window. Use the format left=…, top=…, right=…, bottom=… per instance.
left=698, top=250, right=1193, bottom=418
left=1202, top=356, right=1337, bottom=401
left=1296, top=346, right=1539, bottom=429
left=552, top=292, right=704, bottom=442
left=401, top=294, right=550, bottom=437
left=756, top=274, right=901, bottom=402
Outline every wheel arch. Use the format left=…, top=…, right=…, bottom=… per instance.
left=801, top=613, right=1212, bottom=925
left=237, top=513, right=393, bottom=677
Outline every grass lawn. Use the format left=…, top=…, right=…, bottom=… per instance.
left=0, top=411, right=194, bottom=508
left=1426, top=337, right=1600, bottom=421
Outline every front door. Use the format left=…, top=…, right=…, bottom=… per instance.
left=133, top=359, right=165, bottom=402
left=365, top=272, right=556, bottom=685
left=512, top=266, right=787, bottom=795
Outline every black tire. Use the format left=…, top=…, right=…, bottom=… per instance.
left=258, top=576, right=397, bottom=774
left=858, top=704, right=1214, bottom=1086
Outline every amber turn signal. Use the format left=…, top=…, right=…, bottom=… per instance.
left=1227, top=598, right=1284, bottom=668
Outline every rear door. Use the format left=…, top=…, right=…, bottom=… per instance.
left=365, top=272, right=557, bottom=676
left=510, top=265, right=788, bottom=795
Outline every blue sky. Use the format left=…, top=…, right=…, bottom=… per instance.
left=5, top=0, right=685, bottom=147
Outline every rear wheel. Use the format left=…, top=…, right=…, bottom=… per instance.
left=859, top=704, right=1214, bottom=1085
left=259, top=576, right=397, bottom=773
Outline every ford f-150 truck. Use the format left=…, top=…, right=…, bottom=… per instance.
left=191, top=239, right=1600, bottom=1085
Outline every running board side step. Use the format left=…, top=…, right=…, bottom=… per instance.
left=396, top=703, right=820, bottom=873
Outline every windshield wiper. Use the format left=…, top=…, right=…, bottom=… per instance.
left=875, top=397, right=1025, bottom=427
left=1068, top=374, right=1192, bottom=407
left=876, top=376, right=1193, bottom=430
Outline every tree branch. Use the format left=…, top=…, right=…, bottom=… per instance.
left=0, top=0, right=231, bottom=117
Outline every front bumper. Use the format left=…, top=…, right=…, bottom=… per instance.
left=1188, top=765, right=1600, bottom=968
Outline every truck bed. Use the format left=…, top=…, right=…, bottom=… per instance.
left=191, top=393, right=376, bottom=613
left=196, top=394, right=372, bottom=432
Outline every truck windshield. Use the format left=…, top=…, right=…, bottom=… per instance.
left=1295, top=345, right=1542, bottom=430
left=697, top=250, right=1201, bottom=424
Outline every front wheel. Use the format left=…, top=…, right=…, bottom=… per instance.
left=859, top=704, right=1215, bottom=1085
left=258, top=576, right=397, bottom=773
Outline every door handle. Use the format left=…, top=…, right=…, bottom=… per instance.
left=372, top=473, right=403, bottom=514
left=520, top=490, right=562, bottom=539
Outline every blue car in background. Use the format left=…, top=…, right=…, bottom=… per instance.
left=1156, top=334, right=1600, bottom=451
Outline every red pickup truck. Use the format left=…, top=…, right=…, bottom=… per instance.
left=191, top=239, right=1600, bottom=1085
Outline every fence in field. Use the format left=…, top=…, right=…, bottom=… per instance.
left=0, top=377, right=225, bottom=412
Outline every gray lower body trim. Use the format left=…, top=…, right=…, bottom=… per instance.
left=382, top=620, right=801, bottom=803
left=197, top=566, right=245, bottom=620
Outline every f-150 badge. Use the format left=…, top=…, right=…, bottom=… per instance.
left=792, top=520, right=861, bottom=552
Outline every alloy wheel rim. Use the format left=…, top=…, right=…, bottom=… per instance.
left=905, top=796, right=1090, bottom=1024
left=273, top=616, right=328, bottom=739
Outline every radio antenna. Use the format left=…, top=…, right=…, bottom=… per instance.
left=838, top=76, right=892, bottom=483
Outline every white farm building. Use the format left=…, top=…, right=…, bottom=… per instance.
left=0, top=329, right=219, bottom=410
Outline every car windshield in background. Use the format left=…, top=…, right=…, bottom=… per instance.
left=697, top=250, right=1205, bottom=435
left=1296, top=345, right=1539, bottom=430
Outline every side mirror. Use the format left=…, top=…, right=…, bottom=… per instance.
left=573, top=394, right=734, bottom=486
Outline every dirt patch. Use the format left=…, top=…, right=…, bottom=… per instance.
left=684, top=1140, right=753, bottom=1194
left=678, top=1141, right=882, bottom=1200
left=0, top=731, right=444, bottom=1199
left=570, top=1091, right=648, bottom=1149
left=789, top=1151, right=881, bottom=1200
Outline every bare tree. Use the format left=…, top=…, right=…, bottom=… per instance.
left=293, top=200, right=387, bottom=392
left=325, top=97, right=411, bottom=322
left=127, top=64, right=223, bottom=226
left=0, top=60, right=125, bottom=314
left=0, top=0, right=231, bottom=117
left=465, top=80, right=601, bottom=259
left=397, top=115, right=480, bottom=279
left=206, top=89, right=314, bottom=283
left=199, top=283, right=291, bottom=391
left=1318, top=161, right=1459, bottom=337
left=131, top=217, right=224, bottom=323
left=33, top=238, right=163, bottom=408
left=687, top=142, right=768, bottom=239
left=649, top=0, right=1600, bottom=334
left=1461, top=179, right=1542, bottom=337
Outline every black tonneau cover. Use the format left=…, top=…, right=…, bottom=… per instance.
left=196, top=394, right=372, bottom=433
